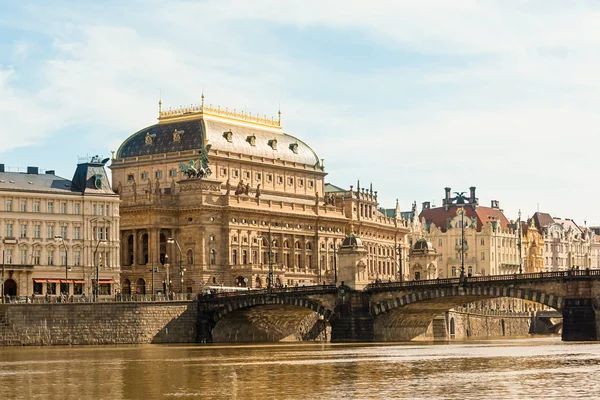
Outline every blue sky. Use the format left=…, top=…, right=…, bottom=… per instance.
left=1, top=0, right=600, bottom=225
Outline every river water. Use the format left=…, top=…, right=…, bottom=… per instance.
left=0, top=337, right=598, bottom=399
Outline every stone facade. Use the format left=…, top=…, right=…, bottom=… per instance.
left=110, top=100, right=408, bottom=294
left=0, top=301, right=196, bottom=345
left=0, top=160, right=120, bottom=299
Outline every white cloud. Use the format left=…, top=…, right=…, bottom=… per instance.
left=1, top=0, right=599, bottom=224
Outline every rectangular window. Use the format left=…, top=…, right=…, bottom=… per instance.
left=480, top=238, right=485, bottom=246
left=20, top=248, right=27, bottom=264
left=34, top=201, right=40, bottom=213
left=74, top=226, right=81, bottom=240
left=74, top=203, right=80, bottom=215
left=47, top=202, right=54, bottom=213
left=99, top=283, right=111, bottom=296
left=60, top=202, right=67, bottom=214
left=277, top=176, right=283, bottom=184
left=6, top=223, right=13, bottom=237
left=46, top=282, right=56, bottom=295
left=267, top=174, right=272, bottom=183
left=33, top=282, right=43, bottom=295
left=127, top=174, right=134, bottom=181
left=481, top=252, right=485, bottom=261
left=20, top=224, right=27, bottom=238
left=169, top=169, right=177, bottom=177
left=232, top=170, right=239, bottom=178
left=60, top=251, right=67, bottom=266
left=5, top=249, right=13, bottom=264
left=141, top=172, right=148, bottom=180
left=298, top=179, right=304, bottom=186
left=47, top=251, right=54, bottom=266
left=242, top=250, right=248, bottom=264
left=47, top=225, right=54, bottom=239
left=308, top=180, right=314, bottom=188
left=252, top=250, right=257, bottom=264
left=155, top=171, right=162, bottom=179
left=74, top=251, right=81, bottom=266
left=232, top=249, right=238, bottom=265
left=20, top=200, right=26, bottom=212
left=255, top=173, right=261, bottom=180
left=6, top=199, right=12, bottom=211
left=74, top=282, right=83, bottom=295
left=287, top=177, right=293, bottom=185
left=33, top=249, right=41, bottom=265
left=98, top=205, right=104, bottom=216
left=60, top=225, right=67, bottom=239
left=243, top=171, right=250, bottom=179
left=34, top=224, right=41, bottom=239
left=438, top=239, right=443, bottom=246
left=220, top=167, right=226, bottom=176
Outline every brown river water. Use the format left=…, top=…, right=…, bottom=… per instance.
left=0, top=337, right=598, bottom=399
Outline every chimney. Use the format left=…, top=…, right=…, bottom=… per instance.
left=469, top=186, right=477, bottom=204
left=422, top=201, right=431, bottom=210
left=45, top=170, right=55, bottom=175
left=444, top=187, right=451, bottom=210
left=27, top=166, right=39, bottom=174
left=0, top=164, right=4, bottom=173
left=491, top=200, right=499, bottom=209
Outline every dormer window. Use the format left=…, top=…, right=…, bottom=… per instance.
left=173, top=129, right=184, bottom=143
left=268, top=138, right=278, bottom=150
left=223, top=130, right=233, bottom=142
left=247, top=135, right=256, bottom=146
left=289, top=142, right=299, bottom=154
left=144, top=132, right=156, bottom=145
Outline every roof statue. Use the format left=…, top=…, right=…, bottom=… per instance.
left=179, top=144, right=212, bottom=179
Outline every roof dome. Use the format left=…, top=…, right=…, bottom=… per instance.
left=341, top=232, right=363, bottom=247
left=116, top=104, right=321, bottom=167
left=412, top=238, right=434, bottom=252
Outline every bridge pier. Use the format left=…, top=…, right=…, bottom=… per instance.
left=562, top=298, right=598, bottom=341
left=330, top=291, right=374, bottom=342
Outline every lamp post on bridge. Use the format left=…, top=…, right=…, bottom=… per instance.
left=517, top=209, right=523, bottom=274
left=459, top=205, right=466, bottom=279
left=167, top=238, right=185, bottom=294
left=257, top=224, right=275, bottom=291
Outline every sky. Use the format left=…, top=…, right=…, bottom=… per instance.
left=0, top=0, right=599, bottom=225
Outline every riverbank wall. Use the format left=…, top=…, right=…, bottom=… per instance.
left=0, top=301, right=555, bottom=346
left=0, top=301, right=196, bottom=346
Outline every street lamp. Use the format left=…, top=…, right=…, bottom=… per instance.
left=167, top=238, right=185, bottom=294
left=517, top=209, right=523, bottom=274
left=54, top=235, right=72, bottom=294
left=459, top=205, right=466, bottom=278
left=257, top=224, right=274, bottom=290
left=397, top=244, right=403, bottom=282
left=93, top=239, right=107, bottom=301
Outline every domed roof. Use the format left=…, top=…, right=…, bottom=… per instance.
left=412, top=238, right=434, bottom=252
left=341, top=232, right=363, bottom=247
left=116, top=105, right=321, bottom=166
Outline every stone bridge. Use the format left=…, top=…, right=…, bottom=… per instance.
left=198, top=270, right=600, bottom=343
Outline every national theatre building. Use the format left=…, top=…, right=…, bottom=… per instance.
left=111, top=97, right=408, bottom=294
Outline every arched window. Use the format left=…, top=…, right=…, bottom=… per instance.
left=306, top=242, right=312, bottom=250
left=283, top=240, right=290, bottom=248
left=210, top=249, right=216, bottom=265
left=136, top=278, right=146, bottom=295
left=122, top=279, right=131, bottom=295
left=295, top=241, right=302, bottom=249
left=186, top=249, right=194, bottom=265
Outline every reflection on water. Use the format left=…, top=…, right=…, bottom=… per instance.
left=0, top=338, right=598, bottom=399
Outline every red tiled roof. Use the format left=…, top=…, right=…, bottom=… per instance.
left=419, top=205, right=510, bottom=232
left=532, top=212, right=554, bottom=229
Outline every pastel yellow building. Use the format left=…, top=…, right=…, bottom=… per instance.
left=0, top=160, right=120, bottom=299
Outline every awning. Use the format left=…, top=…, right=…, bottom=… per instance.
left=99, top=279, right=114, bottom=284
left=33, top=279, right=47, bottom=283
left=47, top=279, right=60, bottom=283
left=59, top=280, right=69, bottom=283
left=73, top=280, right=85, bottom=284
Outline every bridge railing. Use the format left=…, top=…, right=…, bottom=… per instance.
left=365, top=268, right=600, bottom=291
left=198, top=284, right=338, bottom=301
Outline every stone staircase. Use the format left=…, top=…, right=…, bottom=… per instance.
left=431, top=316, right=448, bottom=340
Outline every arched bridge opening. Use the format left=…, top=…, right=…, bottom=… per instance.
left=199, top=296, right=335, bottom=343
left=370, top=286, right=563, bottom=341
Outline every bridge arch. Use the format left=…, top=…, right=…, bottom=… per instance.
left=372, top=286, right=564, bottom=317
left=371, top=285, right=563, bottom=341
left=212, top=296, right=334, bottom=324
